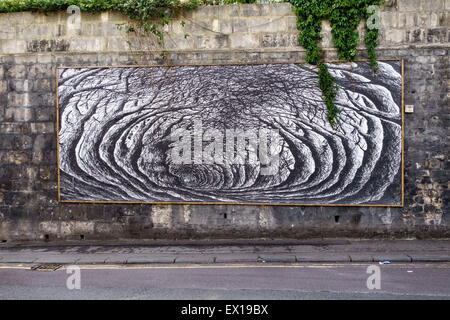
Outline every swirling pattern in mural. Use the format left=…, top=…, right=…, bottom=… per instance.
left=58, top=61, right=402, bottom=205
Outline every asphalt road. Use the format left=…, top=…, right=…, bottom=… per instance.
left=0, top=262, right=449, bottom=300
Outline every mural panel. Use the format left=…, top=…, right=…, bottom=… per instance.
left=57, top=61, right=403, bottom=205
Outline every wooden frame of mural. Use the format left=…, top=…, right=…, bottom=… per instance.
left=56, top=59, right=404, bottom=207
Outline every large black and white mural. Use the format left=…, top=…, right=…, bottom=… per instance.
left=57, top=61, right=403, bottom=205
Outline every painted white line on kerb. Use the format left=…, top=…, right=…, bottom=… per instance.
left=0, top=262, right=449, bottom=271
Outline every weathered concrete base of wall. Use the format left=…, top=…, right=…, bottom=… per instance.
left=1, top=201, right=450, bottom=242
left=1, top=204, right=450, bottom=242
left=0, top=3, right=449, bottom=241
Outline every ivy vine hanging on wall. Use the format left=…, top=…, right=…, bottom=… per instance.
left=288, top=0, right=381, bottom=127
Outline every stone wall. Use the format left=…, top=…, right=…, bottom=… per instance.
left=0, top=1, right=449, bottom=241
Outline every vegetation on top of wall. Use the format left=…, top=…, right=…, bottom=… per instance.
left=0, top=0, right=200, bottom=49
left=0, top=0, right=198, bottom=13
left=0, top=0, right=382, bottom=128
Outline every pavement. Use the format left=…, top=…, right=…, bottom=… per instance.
left=1, top=239, right=450, bottom=300
left=0, top=238, right=449, bottom=265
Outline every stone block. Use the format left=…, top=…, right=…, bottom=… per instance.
left=7, top=92, right=33, bottom=108
left=16, top=24, right=54, bottom=40
left=229, top=33, right=260, bottom=48
left=196, top=34, right=229, bottom=49
left=80, top=23, right=94, bottom=36
left=79, top=12, right=103, bottom=23
left=194, top=5, right=220, bottom=19
left=9, top=80, right=31, bottom=93
left=99, top=22, right=123, bottom=37
left=270, top=3, right=294, bottom=16
left=185, top=20, right=212, bottom=34
left=398, top=12, right=417, bottom=27
left=13, top=135, right=33, bottom=150
left=220, top=18, right=248, bottom=33
left=106, top=11, right=128, bottom=22
left=36, top=107, right=55, bottom=122
left=106, top=37, right=129, bottom=52
left=248, top=17, right=271, bottom=32
left=0, top=123, right=28, bottom=134
left=430, top=12, right=442, bottom=27
left=381, top=11, right=398, bottom=28
left=221, top=4, right=238, bottom=16
left=249, top=17, right=287, bottom=33
left=30, top=122, right=54, bottom=134
left=240, top=4, right=270, bottom=17
left=12, top=55, right=37, bottom=64
left=286, top=16, right=298, bottom=32
left=406, top=28, right=425, bottom=42
left=1, top=150, right=30, bottom=165
left=0, top=26, right=16, bottom=40
left=0, top=12, right=24, bottom=26
left=0, top=80, right=6, bottom=93
left=26, top=39, right=70, bottom=53
left=164, top=35, right=195, bottom=50
left=384, top=29, right=405, bottom=43
left=33, top=79, right=54, bottom=92
left=421, top=0, right=443, bottom=11
left=170, top=20, right=185, bottom=35
left=67, top=24, right=82, bottom=37
left=74, top=221, right=95, bottom=234
left=211, top=18, right=220, bottom=32
left=69, top=38, right=105, bottom=52
left=43, top=12, right=61, bottom=24
left=416, top=13, right=431, bottom=27
left=261, top=33, right=298, bottom=47
left=398, top=0, right=421, bottom=11
left=151, top=205, right=173, bottom=228
left=29, top=64, right=55, bottom=79
left=1, top=40, right=27, bottom=54
left=5, top=108, right=34, bottom=122
left=427, top=28, right=447, bottom=43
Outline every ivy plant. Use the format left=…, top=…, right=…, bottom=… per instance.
left=289, top=0, right=381, bottom=128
